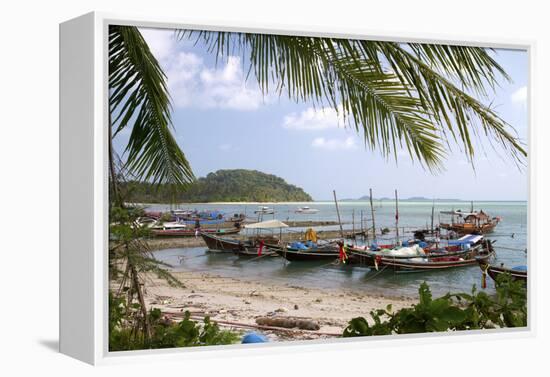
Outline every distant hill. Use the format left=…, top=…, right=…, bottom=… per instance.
left=121, top=169, right=313, bottom=203
left=356, top=195, right=464, bottom=202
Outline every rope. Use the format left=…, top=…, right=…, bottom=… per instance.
left=494, top=246, right=527, bottom=252
left=362, top=265, right=389, bottom=281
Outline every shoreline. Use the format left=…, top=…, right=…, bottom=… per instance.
left=140, top=269, right=417, bottom=341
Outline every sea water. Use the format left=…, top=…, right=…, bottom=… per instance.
left=150, top=201, right=527, bottom=297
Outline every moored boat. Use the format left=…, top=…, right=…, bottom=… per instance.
left=348, top=235, right=492, bottom=271
left=476, top=259, right=527, bottom=283
left=439, top=210, right=501, bottom=235
left=151, top=227, right=241, bottom=237
left=200, top=232, right=279, bottom=256
left=254, top=206, right=275, bottom=214
left=294, top=206, right=319, bottom=214
left=272, top=241, right=340, bottom=262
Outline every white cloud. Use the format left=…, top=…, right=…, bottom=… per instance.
left=511, top=86, right=527, bottom=106
left=139, top=28, right=265, bottom=111
left=283, top=106, right=344, bottom=130
left=139, top=28, right=177, bottom=62
left=311, top=136, right=357, bottom=150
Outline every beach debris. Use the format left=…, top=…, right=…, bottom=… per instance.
left=314, top=298, right=323, bottom=303
left=244, top=300, right=251, bottom=304
left=256, top=317, right=320, bottom=331
left=242, top=332, right=268, bottom=344
left=275, top=307, right=288, bottom=313
left=294, top=304, right=299, bottom=310
left=249, top=290, right=260, bottom=297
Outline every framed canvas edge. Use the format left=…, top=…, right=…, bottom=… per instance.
left=60, top=10, right=536, bottom=365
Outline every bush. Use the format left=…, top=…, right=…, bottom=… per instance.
left=343, top=273, right=526, bottom=337
left=109, top=295, right=241, bottom=351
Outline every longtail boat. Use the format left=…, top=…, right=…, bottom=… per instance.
left=477, top=259, right=527, bottom=283
left=272, top=244, right=340, bottom=262
left=439, top=210, right=501, bottom=235
left=200, top=232, right=279, bottom=256
left=349, top=235, right=492, bottom=272
left=151, top=227, right=241, bottom=237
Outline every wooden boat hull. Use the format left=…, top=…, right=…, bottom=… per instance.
left=349, top=244, right=490, bottom=272
left=232, top=247, right=278, bottom=257
left=152, top=227, right=241, bottom=238
left=200, top=232, right=244, bottom=252
left=201, top=233, right=279, bottom=256
left=272, top=246, right=340, bottom=262
left=477, top=260, right=527, bottom=283
left=439, top=221, right=497, bottom=235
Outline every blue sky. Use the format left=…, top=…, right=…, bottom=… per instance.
left=114, top=28, right=529, bottom=201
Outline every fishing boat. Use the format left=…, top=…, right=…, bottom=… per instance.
left=294, top=206, right=319, bottom=214
left=151, top=227, right=241, bottom=237
left=476, top=259, right=527, bottom=283
left=272, top=242, right=340, bottom=262
left=200, top=232, right=279, bottom=256
left=348, top=235, right=492, bottom=271
left=254, top=206, right=275, bottom=214
left=439, top=210, right=501, bottom=235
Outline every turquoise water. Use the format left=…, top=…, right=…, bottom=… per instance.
left=150, top=201, right=527, bottom=297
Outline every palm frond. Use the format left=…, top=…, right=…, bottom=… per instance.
left=178, top=31, right=525, bottom=168
left=374, top=42, right=526, bottom=163
left=109, top=26, right=195, bottom=187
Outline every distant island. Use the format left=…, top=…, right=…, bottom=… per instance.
left=355, top=195, right=464, bottom=202
left=121, top=169, right=313, bottom=203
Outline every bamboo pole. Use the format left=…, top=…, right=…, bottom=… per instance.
left=395, top=189, right=399, bottom=242
left=369, top=188, right=376, bottom=241
left=352, top=209, right=355, bottom=236
left=431, top=200, right=435, bottom=234
left=333, top=190, right=345, bottom=239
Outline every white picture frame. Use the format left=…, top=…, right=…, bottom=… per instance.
left=59, top=11, right=535, bottom=365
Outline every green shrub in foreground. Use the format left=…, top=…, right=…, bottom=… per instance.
left=343, top=273, right=527, bottom=337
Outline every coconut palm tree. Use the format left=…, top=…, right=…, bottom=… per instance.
left=109, top=25, right=525, bottom=199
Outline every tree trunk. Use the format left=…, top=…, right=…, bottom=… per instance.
left=130, top=262, right=151, bottom=344
left=108, top=109, right=123, bottom=208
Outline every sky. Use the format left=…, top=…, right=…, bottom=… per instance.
left=114, top=27, right=529, bottom=201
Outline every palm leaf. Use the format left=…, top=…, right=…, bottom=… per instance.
left=179, top=31, right=525, bottom=168
left=109, top=26, right=194, bottom=187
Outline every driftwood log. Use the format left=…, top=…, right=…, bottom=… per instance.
left=255, top=316, right=320, bottom=331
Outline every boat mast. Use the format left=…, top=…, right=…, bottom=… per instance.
left=369, top=188, right=376, bottom=242
left=431, top=199, right=435, bottom=234
left=352, top=209, right=355, bottom=236
left=395, top=189, right=399, bottom=243
left=333, top=190, right=345, bottom=239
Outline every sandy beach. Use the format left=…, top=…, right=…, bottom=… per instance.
left=139, top=269, right=417, bottom=341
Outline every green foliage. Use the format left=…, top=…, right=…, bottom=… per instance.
left=109, top=299, right=241, bottom=351
left=343, top=274, right=526, bottom=337
left=120, top=169, right=313, bottom=203
left=109, top=26, right=194, bottom=188
left=109, top=206, right=184, bottom=287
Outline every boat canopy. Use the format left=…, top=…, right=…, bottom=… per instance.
left=440, top=210, right=477, bottom=216
left=448, top=234, right=483, bottom=246
left=245, top=219, right=289, bottom=229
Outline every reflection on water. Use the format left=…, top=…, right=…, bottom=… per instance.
left=151, top=201, right=527, bottom=298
